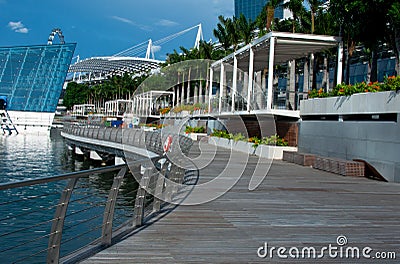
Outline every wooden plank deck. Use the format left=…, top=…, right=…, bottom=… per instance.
left=82, top=143, right=400, bottom=263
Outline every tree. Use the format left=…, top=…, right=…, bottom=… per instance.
left=387, top=1, right=400, bottom=75
left=306, top=0, right=323, bottom=34
left=330, top=0, right=396, bottom=82
left=235, top=14, right=255, bottom=45
left=267, top=0, right=282, bottom=31
left=63, top=82, right=90, bottom=110
left=284, top=0, right=306, bottom=33
left=213, top=15, right=234, bottom=52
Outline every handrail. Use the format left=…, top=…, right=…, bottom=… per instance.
left=0, top=165, right=126, bottom=191
left=0, top=139, right=197, bottom=264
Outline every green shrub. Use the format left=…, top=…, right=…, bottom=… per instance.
left=309, top=76, right=400, bottom=99
left=383, top=75, right=400, bottom=92
left=232, top=133, right=246, bottom=142
left=261, top=134, right=288, bottom=146
left=211, top=129, right=232, bottom=139
left=248, top=136, right=261, bottom=149
left=185, top=126, right=206, bottom=133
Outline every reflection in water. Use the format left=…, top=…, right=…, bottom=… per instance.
left=0, top=129, right=138, bottom=263
left=0, top=130, right=83, bottom=183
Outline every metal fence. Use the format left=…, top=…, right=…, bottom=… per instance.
left=0, top=127, right=198, bottom=263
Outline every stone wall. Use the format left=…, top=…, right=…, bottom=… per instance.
left=298, top=91, right=400, bottom=182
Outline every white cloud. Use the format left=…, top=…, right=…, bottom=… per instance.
left=111, top=15, right=152, bottom=31
left=111, top=16, right=134, bottom=25
left=157, top=19, right=179, bottom=27
left=8, top=21, right=29, bottom=33
left=15, top=27, right=28, bottom=33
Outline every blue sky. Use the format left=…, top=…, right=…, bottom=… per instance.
left=0, top=0, right=234, bottom=61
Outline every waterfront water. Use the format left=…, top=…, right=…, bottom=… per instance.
left=0, top=130, right=77, bottom=183
left=0, top=130, right=135, bottom=263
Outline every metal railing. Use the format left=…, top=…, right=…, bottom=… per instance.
left=62, top=122, right=194, bottom=157
left=0, top=143, right=198, bottom=264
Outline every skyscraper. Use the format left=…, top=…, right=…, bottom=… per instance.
left=234, top=0, right=287, bottom=22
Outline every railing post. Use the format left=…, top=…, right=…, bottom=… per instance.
left=47, top=178, right=78, bottom=264
left=134, top=167, right=152, bottom=227
left=101, top=166, right=127, bottom=246
left=153, top=160, right=168, bottom=212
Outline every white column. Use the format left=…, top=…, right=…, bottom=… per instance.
left=336, top=41, right=344, bottom=85
left=267, top=36, right=275, bottom=110
left=199, top=81, right=203, bottom=104
left=180, top=85, right=185, bottom=105
left=219, top=63, right=224, bottom=114
left=232, top=55, right=238, bottom=112
left=208, top=67, right=213, bottom=113
left=247, top=47, right=254, bottom=112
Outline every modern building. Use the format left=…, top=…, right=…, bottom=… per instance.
left=234, top=0, right=290, bottom=21
left=0, top=40, right=76, bottom=132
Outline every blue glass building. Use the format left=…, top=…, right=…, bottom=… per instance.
left=0, top=43, right=76, bottom=113
left=234, top=0, right=285, bottom=22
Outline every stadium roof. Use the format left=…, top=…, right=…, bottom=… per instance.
left=68, top=56, right=162, bottom=82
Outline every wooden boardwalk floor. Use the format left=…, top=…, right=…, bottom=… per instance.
left=82, top=143, right=400, bottom=263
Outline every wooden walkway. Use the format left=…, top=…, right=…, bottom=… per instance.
left=82, top=143, right=400, bottom=263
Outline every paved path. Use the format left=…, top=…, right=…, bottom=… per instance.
left=83, top=143, right=400, bottom=263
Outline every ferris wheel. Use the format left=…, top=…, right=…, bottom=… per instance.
left=47, top=28, right=65, bottom=45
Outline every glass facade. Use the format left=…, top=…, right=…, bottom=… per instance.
left=0, top=43, right=76, bottom=113
left=234, top=0, right=284, bottom=21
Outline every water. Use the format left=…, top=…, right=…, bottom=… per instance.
left=0, top=130, right=136, bottom=263
left=0, top=130, right=76, bottom=183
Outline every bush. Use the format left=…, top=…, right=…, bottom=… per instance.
left=232, top=133, right=246, bottom=142
left=308, top=76, right=400, bottom=99
left=211, top=131, right=289, bottom=148
left=248, top=136, right=261, bottom=149
left=185, top=126, right=206, bottom=134
left=383, top=75, right=400, bottom=92
left=211, top=129, right=232, bottom=139
left=261, top=135, right=288, bottom=146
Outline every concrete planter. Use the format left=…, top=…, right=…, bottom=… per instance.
left=209, top=137, right=297, bottom=160
left=255, top=145, right=298, bottom=159
left=187, top=133, right=208, bottom=141
left=299, top=91, right=400, bottom=182
left=301, top=91, right=400, bottom=115
left=209, top=137, right=232, bottom=149
left=233, top=140, right=255, bottom=155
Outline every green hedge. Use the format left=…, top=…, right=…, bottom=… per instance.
left=308, top=75, right=400, bottom=98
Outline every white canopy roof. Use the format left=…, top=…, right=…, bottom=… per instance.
left=212, top=31, right=342, bottom=72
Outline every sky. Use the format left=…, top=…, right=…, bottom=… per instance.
left=0, top=0, right=234, bottom=61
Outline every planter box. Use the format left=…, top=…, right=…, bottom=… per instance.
left=255, top=145, right=298, bottom=159
left=209, top=137, right=232, bottom=149
left=187, top=133, right=207, bottom=141
left=210, top=137, right=298, bottom=159
left=301, top=91, right=400, bottom=116
left=233, top=140, right=255, bottom=155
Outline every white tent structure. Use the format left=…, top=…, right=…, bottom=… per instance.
left=208, top=32, right=343, bottom=118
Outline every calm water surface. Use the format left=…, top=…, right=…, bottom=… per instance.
left=0, top=129, right=85, bottom=183
left=0, top=130, right=134, bottom=263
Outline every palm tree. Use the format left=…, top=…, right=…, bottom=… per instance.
left=213, top=16, right=233, bottom=52
left=235, top=14, right=255, bottom=45
left=387, top=2, right=400, bottom=75
left=284, top=0, right=306, bottom=33
left=306, top=0, right=323, bottom=34
left=267, top=0, right=282, bottom=31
